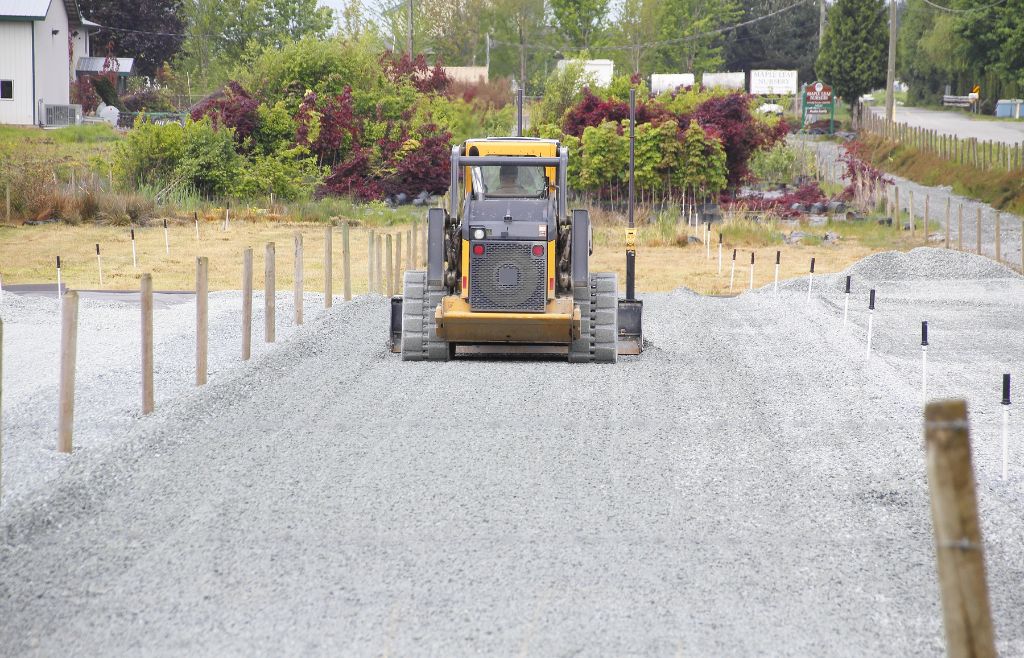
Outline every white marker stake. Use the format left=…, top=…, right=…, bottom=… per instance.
left=921, top=321, right=929, bottom=404
left=842, top=276, right=851, bottom=327
left=56, top=256, right=62, bottom=299
left=749, top=252, right=755, bottom=290
left=773, top=251, right=780, bottom=296
left=96, top=243, right=103, bottom=286
left=717, top=234, right=723, bottom=274
left=163, top=219, right=170, bottom=255
left=131, top=229, right=137, bottom=269
left=194, top=212, right=200, bottom=240
left=706, top=224, right=711, bottom=259
left=729, top=249, right=736, bottom=291
left=866, top=289, right=876, bottom=361
left=223, top=201, right=230, bottom=231
left=1001, top=374, right=1011, bottom=481
left=806, top=257, right=815, bottom=302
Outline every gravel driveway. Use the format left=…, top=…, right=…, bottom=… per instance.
left=810, top=138, right=1023, bottom=272
left=1, top=249, right=1022, bottom=656
left=867, top=106, right=1024, bottom=145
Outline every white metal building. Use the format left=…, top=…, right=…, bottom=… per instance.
left=0, top=0, right=96, bottom=125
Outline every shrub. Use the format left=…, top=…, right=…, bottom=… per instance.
left=190, top=81, right=260, bottom=146
left=113, top=118, right=184, bottom=188
left=234, top=147, right=326, bottom=200
left=174, top=118, right=241, bottom=196
left=123, top=87, right=175, bottom=113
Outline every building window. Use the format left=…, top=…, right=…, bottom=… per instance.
left=0, top=80, right=12, bottom=100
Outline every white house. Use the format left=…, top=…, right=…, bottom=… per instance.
left=0, top=0, right=98, bottom=125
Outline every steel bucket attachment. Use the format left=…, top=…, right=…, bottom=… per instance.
left=616, top=298, right=643, bottom=355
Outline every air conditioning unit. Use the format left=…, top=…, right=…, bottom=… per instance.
left=43, top=104, right=83, bottom=127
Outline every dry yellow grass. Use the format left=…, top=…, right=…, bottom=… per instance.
left=0, top=218, right=890, bottom=296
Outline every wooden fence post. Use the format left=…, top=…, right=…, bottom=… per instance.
left=923, top=400, right=996, bottom=658
left=242, top=247, right=252, bottom=361
left=58, top=291, right=79, bottom=453
left=406, top=229, right=413, bottom=270
left=958, top=205, right=964, bottom=251
left=395, top=232, right=402, bottom=294
left=141, top=273, right=154, bottom=414
left=909, top=190, right=915, bottom=236
left=976, top=208, right=982, bottom=255
left=342, top=222, right=352, bottom=301
left=924, top=195, right=929, bottom=240
left=376, top=234, right=384, bottom=294
left=945, top=198, right=951, bottom=249
left=385, top=234, right=394, bottom=297
left=294, top=231, right=303, bottom=326
left=367, top=229, right=376, bottom=293
left=196, top=257, right=208, bottom=386
left=0, top=317, right=3, bottom=504
left=894, top=187, right=901, bottom=233
left=265, top=243, right=275, bottom=343
left=324, top=227, right=333, bottom=309
left=994, top=212, right=1001, bottom=263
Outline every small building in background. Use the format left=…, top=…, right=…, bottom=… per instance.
left=556, top=59, right=614, bottom=88
left=76, top=57, right=135, bottom=95
left=444, top=66, right=489, bottom=85
left=650, top=73, right=695, bottom=95
left=0, top=0, right=99, bottom=125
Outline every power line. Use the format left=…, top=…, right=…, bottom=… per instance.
left=917, top=0, right=1009, bottom=13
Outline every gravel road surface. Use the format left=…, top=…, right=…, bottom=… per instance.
left=810, top=138, right=1023, bottom=271
left=868, top=106, right=1024, bottom=145
left=1, top=249, right=1022, bottom=656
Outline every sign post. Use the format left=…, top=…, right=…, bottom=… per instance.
left=801, top=81, right=835, bottom=135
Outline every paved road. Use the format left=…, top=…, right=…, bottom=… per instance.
left=2, top=252, right=1023, bottom=656
left=868, top=106, right=1024, bottom=145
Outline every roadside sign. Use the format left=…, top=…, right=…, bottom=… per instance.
left=801, top=81, right=835, bottom=134
left=972, top=84, right=981, bottom=95
left=750, top=70, right=798, bottom=95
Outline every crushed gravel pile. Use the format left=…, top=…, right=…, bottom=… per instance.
left=845, top=247, right=1020, bottom=282
left=1, top=249, right=1022, bottom=656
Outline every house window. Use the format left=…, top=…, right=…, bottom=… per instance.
left=0, top=80, right=12, bottom=100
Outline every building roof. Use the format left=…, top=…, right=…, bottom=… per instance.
left=76, top=57, right=135, bottom=76
left=0, top=0, right=51, bottom=20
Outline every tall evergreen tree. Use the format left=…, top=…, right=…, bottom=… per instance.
left=78, top=0, right=185, bottom=77
left=815, top=0, right=887, bottom=113
left=724, top=0, right=820, bottom=83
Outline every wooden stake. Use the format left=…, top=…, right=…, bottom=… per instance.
left=141, top=274, right=154, bottom=414
left=976, top=208, right=982, bottom=255
left=376, top=234, right=383, bottom=294
left=324, top=227, right=333, bottom=309
left=57, top=290, right=79, bottom=453
left=367, top=229, right=376, bottom=293
left=196, top=257, right=208, bottom=386
left=406, top=229, right=413, bottom=270
left=0, top=317, right=4, bottom=504
left=395, top=232, right=402, bottom=294
left=945, top=198, right=951, bottom=249
left=411, top=222, right=418, bottom=267
left=265, top=243, right=275, bottom=343
left=994, top=212, right=1001, bottom=263
left=342, top=222, right=352, bottom=301
left=957, top=205, right=963, bottom=251
left=924, top=195, right=929, bottom=239
left=894, top=187, right=901, bottom=232
left=294, top=232, right=303, bottom=325
left=242, top=247, right=252, bottom=361
left=923, top=400, right=996, bottom=658
left=909, top=190, right=915, bottom=236
left=385, top=234, right=394, bottom=297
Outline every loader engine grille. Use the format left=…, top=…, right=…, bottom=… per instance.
left=469, top=241, right=546, bottom=312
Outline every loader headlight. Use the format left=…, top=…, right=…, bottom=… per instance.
left=472, top=227, right=486, bottom=240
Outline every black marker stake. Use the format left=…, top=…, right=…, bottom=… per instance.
left=806, top=257, right=816, bottom=302
left=163, top=218, right=170, bottom=255
left=194, top=211, right=200, bottom=240
left=729, top=248, right=737, bottom=291
left=866, top=289, right=876, bottom=361
left=921, top=321, right=929, bottom=403
left=773, top=250, right=781, bottom=296
left=718, top=232, right=723, bottom=274
left=96, top=243, right=103, bottom=287
left=56, top=255, right=62, bottom=299
left=1002, top=373, right=1011, bottom=480
left=749, top=252, right=755, bottom=290
left=843, top=275, right=851, bottom=327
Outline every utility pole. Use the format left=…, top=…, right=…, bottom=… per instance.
left=485, top=33, right=491, bottom=74
left=885, top=0, right=897, bottom=123
left=406, top=0, right=413, bottom=55
left=818, top=0, right=826, bottom=47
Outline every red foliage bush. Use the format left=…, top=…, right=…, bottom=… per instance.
left=837, top=139, right=892, bottom=201
left=561, top=89, right=668, bottom=137
left=190, top=81, right=259, bottom=145
left=380, top=52, right=450, bottom=94
left=295, top=88, right=360, bottom=168
left=726, top=182, right=828, bottom=217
